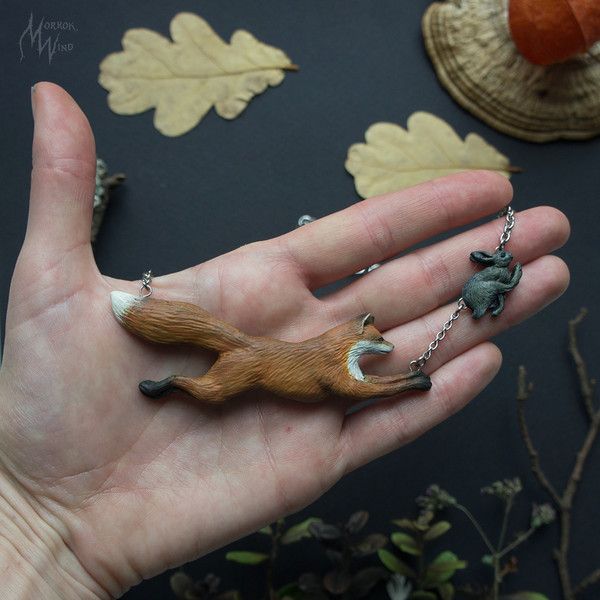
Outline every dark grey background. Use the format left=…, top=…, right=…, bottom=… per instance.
left=1, top=1, right=599, bottom=598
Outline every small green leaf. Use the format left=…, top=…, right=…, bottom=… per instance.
left=225, top=551, right=269, bottom=565
left=297, top=572, right=322, bottom=593
left=259, top=525, right=273, bottom=535
left=277, top=582, right=303, bottom=599
left=170, top=571, right=193, bottom=596
left=500, top=594, right=550, bottom=600
left=430, top=551, right=467, bottom=570
left=422, top=551, right=466, bottom=586
left=323, top=569, right=352, bottom=595
left=410, top=592, right=438, bottom=600
left=392, top=518, right=418, bottom=531
left=438, top=582, right=455, bottom=600
left=353, top=533, right=388, bottom=557
left=348, top=567, right=388, bottom=598
left=377, top=549, right=416, bottom=578
left=281, top=517, right=323, bottom=544
left=391, top=532, right=421, bottom=556
left=481, top=554, right=493, bottom=566
left=346, top=510, right=369, bottom=534
left=308, top=521, right=342, bottom=540
left=423, top=521, right=451, bottom=541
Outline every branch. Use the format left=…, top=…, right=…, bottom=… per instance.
left=563, top=308, right=600, bottom=512
left=520, top=309, right=600, bottom=600
left=574, top=568, right=600, bottom=596
left=516, top=366, right=561, bottom=506
left=454, top=504, right=495, bottom=555
left=564, top=310, right=600, bottom=598
left=563, top=414, right=600, bottom=510
left=496, top=497, right=513, bottom=557
left=568, top=308, right=597, bottom=420
left=497, top=525, right=536, bottom=559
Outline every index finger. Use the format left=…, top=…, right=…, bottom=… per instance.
left=276, top=171, right=513, bottom=291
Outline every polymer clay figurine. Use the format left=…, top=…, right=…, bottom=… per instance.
left=111, top=206, right=521, bottom=404
left=111, top=290, right=431, bottom=403
left=462, top=249, right=522, bottom=319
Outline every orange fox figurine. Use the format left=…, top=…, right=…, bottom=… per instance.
left=110, top=291, right=431, bottom=404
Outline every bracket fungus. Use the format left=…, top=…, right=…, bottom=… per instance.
left=422, top=0, right=600, bottom=142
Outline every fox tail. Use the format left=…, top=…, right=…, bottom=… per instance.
left=111, top=291, right=254, bottom=353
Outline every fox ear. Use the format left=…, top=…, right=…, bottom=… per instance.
left=356, top=313, right=375, bottom=332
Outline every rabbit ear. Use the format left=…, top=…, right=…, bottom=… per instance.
left=470, top=251, right=495, bottom=264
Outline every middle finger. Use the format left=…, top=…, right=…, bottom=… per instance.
left=320, top=205, right=569, bottom=331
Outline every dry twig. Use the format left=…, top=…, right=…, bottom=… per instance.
left=517, top=308, right=599, bottom=599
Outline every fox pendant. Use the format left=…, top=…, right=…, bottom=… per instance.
left=110, top=292, right=431, bottom=404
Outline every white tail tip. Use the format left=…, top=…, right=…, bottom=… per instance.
left=110, top=291, right=139, bottom=321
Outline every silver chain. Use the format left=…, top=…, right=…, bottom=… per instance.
left=297, top=214, right=315, bottom=226
left=496, top=206, right=515, bottom=251
left=140, top=270, right=153, bottom=298
left=409, top=205, right=515, bottom=372
left=137, top=206, right=515, bottom=367
left=409, top=299, right=467, bottom=371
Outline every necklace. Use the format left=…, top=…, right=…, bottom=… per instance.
left=409, top=206, right=521, bottom=372
left=110, top=207, right=521, bottom=403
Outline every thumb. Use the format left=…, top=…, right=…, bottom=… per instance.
left=20, top=82, right=97, bottom=282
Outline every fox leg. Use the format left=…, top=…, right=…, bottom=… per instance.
left=139, top=376, right=177, bottom=398
left=364, top=371, right=428, bottom=385
left=344, top=370, right=431, bottom=400
left=139, top=353, right=257, bottom=403
left=139, top=357, right=229, bottom=403
left=139, top=372, right=227, bottom=403
left=171, top=374, right=229, bottom=403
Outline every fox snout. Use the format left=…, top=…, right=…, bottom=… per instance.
left=373, top=338, right=394, bottom=354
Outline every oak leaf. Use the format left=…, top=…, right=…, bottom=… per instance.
left=98, top=12, right=297, bottom=136
left=345, top=112, right=516, bottom=198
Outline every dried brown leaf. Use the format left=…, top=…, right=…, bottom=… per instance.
left=99, top=12, right=296, bottom=136
left=345, top=112, right=516, bottom=198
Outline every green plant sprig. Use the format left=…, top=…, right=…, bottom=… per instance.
left=378, top=505, right=465, bottom=599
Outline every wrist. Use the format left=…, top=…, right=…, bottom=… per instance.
left=0, top=466, right=109, bottom=599
left=0, top=533, right=86, bottom=599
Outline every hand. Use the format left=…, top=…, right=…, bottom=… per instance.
left=0, top=83, right=569, bottom=598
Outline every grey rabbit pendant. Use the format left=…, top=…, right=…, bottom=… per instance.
left=410, top=205, right=524, bottom=371
left=462, top=249, right=522, bottom=319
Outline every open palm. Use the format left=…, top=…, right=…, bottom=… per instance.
left=0, top=83, right=569, bottom=598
